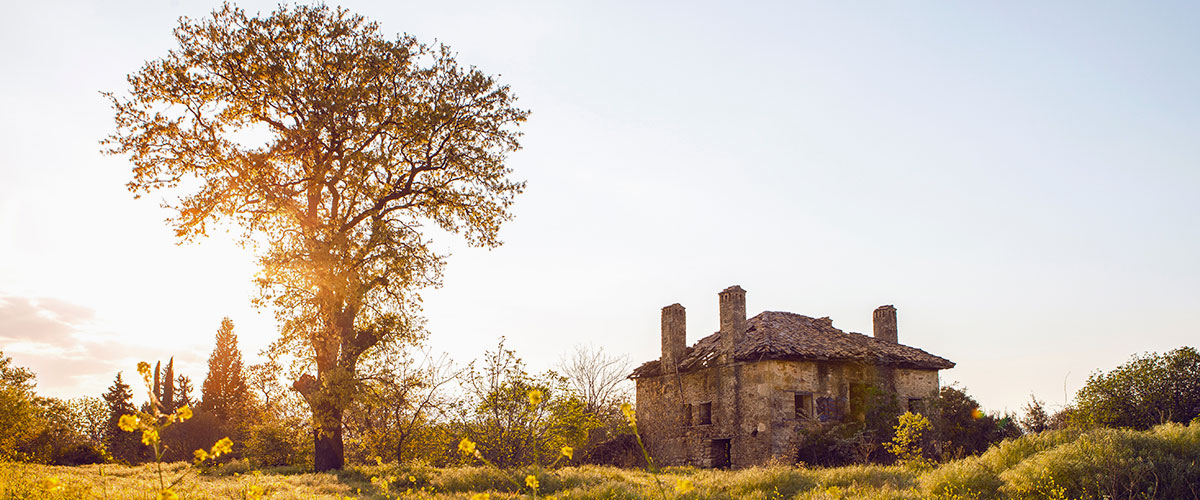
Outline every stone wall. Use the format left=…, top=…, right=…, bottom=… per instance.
left=894, top=368, right=940, bottom=410
left=636, top=358, right=932, bottom=468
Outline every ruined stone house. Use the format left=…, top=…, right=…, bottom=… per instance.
left=629, top=285, right=954, bottom=468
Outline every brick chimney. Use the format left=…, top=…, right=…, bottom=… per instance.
left=719, top=285, right=746, bottom=359
left=661, top=303, right=686, bottom=373
left=873, top=305, right=897, bottom=343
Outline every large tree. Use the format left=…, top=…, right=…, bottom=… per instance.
left=200, top=317, right=253, bottom=427
left=104, top=3, right=526, bottom=470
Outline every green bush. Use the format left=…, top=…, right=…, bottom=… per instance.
left=1072, top=347, right=1200, bottom=429
left=52, top=442, right=105, bottom=466
left=204, top=458, right=256, bottom=476
left=794, top=422, right=869, bottom=467
left=159, top=410, right=226, bottom=462
left=245, top=420, right=310, bottom=467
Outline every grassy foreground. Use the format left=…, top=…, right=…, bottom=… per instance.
left=4, top=422, right=1199, bottom=500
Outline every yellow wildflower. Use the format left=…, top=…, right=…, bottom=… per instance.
left=675, top=478, right=695, bottom=494
left=176, top=405, right=192, bottom=422
left=525, top=474, right=539, bottom=490
left=561, top=446, right=573, bottom=460
left=470, top=494, right=490, bottom=500
left=194, top=448, right=209, bottom=462
left=157, top=489, right=179, bottom=500
left=621, top=402, right=636, bottom=424
left=142, top=429, right=160, bottom=446
left=138, top=361, right=152, bottom=377
left=39, top=476, right=62, bottom=491
left=211, top=437, right=234, bottom=457
left=527, top=389, right=544, bottom=406
left=457, top=437, right=476, bottom=456
left=118, top=414, right=140, bottom=432
left=409, top=475, right=416, bottom=482
left=246, top=485, right=264, bottom=500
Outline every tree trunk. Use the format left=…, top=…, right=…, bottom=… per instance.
left=313, top=404, right=344, bottom=471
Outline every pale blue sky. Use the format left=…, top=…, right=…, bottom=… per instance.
left=1, top=1, right=1197, bottom=414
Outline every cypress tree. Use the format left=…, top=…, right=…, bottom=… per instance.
left=162, top=358, right=176, bottom=413
left=153, top=361, right=161, bottom=407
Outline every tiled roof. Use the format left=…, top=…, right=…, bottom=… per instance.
left=630, top=311, right=954, bottom=378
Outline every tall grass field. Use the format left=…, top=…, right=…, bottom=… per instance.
left=4, top=422, right=1198, bottom=499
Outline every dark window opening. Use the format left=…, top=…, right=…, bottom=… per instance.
left=682, top=403, right=692, bottom=426
left=710, top=439, right=731, bottom=469
left=794, top=393, right=814, bottom=419
left=849, top=383, right=865, bottom=421
left=698, top=402, right=713, bottom=425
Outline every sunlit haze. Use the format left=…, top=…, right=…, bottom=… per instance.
left=1, top=1, right=1197, bottom=415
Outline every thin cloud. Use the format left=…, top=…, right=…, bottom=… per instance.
left=0, top=295, right=94, bottom=343
left=0, top=294, right=181, bottom=398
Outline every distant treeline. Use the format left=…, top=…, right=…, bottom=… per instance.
left=2, top=325, right=1198, bottom=469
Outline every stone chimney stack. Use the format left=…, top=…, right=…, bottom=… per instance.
left=661, top=303, right=686, bottom=373
left=873, top=305, right=898, bottom=343
left=719, top=285, right=747, bottom=358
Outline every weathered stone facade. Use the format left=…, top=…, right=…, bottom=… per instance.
left=630, top=286, right=954, bottom=468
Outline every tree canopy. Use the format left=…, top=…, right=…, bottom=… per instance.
left=1072, top=346, right=1200, bottom=429
left=105, top=3, right=527, bottom=470
left=0, top=351, right=39, bottom=461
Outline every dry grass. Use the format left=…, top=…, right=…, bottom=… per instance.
left=5, top=422, right=1199, bottom=499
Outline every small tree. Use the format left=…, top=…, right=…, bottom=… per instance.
left=885, top=411, right=933, bottom=468
left=459, top=339, right=596, bottom=468
left=176, top=375, right=195, bottom=410
left=557, top=344, right=632, bottom=416
left=68, top=396, right=108, bottom=446
left=929, top=385, right=1020, bottom=459
left=556, top=345, right=632, bottom=448
left=102, top=373, right=141, bottom=463
left=345, top=344, right=459, bottom=464
left=1020, top=394, right=1051, bottom=434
